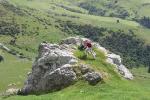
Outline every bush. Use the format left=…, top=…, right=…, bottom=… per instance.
left=138, top=16, right=150, bottom=28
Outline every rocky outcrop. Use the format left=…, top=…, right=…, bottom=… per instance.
left=62, top=37, right=133, bottom=80
left=20, top=41, right=102, bottom=95
left=20, top=43, right=78, bottom=94
left=20, top=36, right=133, bottom=95
left=95, top=42, right=133, bottom=79
left=106, top=53, right=133, bottom=80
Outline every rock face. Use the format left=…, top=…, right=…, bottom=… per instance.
left=20, top=43, right=77, bottom=94
left=62, top=37, right=133, bottom=80
left=106, top=53, right=133, bottom=80
left=21, top=36, right=133, bottom=95
left=20, top=40, right=103, bottom=95
left=95, top=44, right=133, bottom=80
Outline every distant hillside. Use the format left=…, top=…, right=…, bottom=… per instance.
left=0, top=0, right=150, bottom=100
left=68, top=0, right=150, bottom=28
left=68, top=0, right=150, bottom=19
left=0, top=0, right=150, bottom=70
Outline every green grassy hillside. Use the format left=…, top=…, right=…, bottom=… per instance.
left=69, top=0, right=150, bottom=19
left=0, top=0, right=150, bottom=65
left=0, top=0, right=150, bottom=99
left=0, top=49, right=150, bottom=100
left=0, top=50, right=32, bottom=92
left=69, top=0, right=150, bottom=28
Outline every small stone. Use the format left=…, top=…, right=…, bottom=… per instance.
left=83, top=72, right=102, bottom=85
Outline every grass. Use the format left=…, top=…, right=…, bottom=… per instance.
left=0, top=0, right=150, bottom=99
left=74, top=48, right=121, bottom=80
left=0, top=0, right=150, bottom=62
left=0, top=50, right=32, bottom=92
left=0, top=49, right=150, bottom=100
left=69, top=0, right=150, bottom=18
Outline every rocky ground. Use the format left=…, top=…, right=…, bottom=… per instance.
left=2, top=37, right=133, bottom=96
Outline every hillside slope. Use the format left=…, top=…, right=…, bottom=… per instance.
left=69, top=0, right=150, bottom=19
left=0, top=0, right=150, bottom=100
left=0, top=0, right=150, bottom=67
left=1, top=40, right=150, bottom=100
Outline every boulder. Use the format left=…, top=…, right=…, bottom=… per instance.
left=118, top=65, right=133, bottom=80
left=107, top=53, right=122, bottom=66
left=83, top=72, right=102, bottom=85
left=106, top=53, right=133, bottom=80
left=80, top=65, right=102, bottom=85
left=20, top=43, right=77, bottom=95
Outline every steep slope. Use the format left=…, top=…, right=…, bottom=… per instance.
left=1, top=38, right=150, bottom=100
left=0, top=0, right=150, bottom=99
left=1, top=0, right=150, bottom=68
left=0, top=0, right=69, bottom=58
